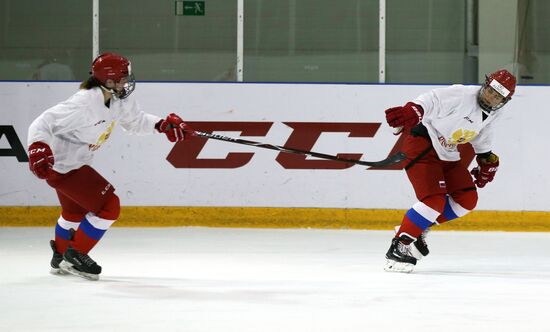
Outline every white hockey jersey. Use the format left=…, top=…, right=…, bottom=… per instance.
left=28, top=87, right=162, bottom=174
left=413, top=84, right=504, bottom=161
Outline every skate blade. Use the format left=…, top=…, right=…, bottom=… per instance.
left=384, top=259, right=415, bottom=273
left=50, top=267, right=69, bottom=276
left=59, top=261, right=100, bottom=281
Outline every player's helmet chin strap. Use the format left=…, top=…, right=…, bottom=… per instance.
left=477, top=78, right=511, bottom=115
left=99, top=73, right=136, bottom=100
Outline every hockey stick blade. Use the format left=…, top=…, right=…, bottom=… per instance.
left=193, top=131, right=407, bottom=168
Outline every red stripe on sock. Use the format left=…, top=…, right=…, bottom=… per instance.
left=396, top=214, right=424, bottom=241
left=71, top=228, right=99, bottom=254
left=436, top=214, right=449, bottom=224
left=54, top=236, right=71, bottom=254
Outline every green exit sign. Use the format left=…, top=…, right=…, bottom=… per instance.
left=175, top=1, right=205, bottom=16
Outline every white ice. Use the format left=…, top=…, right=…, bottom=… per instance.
left=1, top=227, right=550, bottom=332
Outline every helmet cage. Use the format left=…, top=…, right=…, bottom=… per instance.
left=92, top=53, right=136, bottom=99
left=477, top=72, right=515, bottom=113
left=478, top=79, right=511, bottom=112
left=115, top=72, right=136, bottom=99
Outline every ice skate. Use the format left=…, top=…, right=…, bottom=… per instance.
left=384, top=236, right=417, bottom=273
left=411, top=229, right=430, bottom=259
left=49, top=240, right=68, bottom=275
left=393, top=226, right=430, bottom=260
left=60, top=246, right=102, bottom=281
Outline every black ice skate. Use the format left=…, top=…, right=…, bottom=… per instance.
left=49, top=240, right=67, bottom=275
left=50, top=229, right=75, bottom=275
left=59, top=246, right=102, bottom=281
left=384, top=236, right=417, bottom=273
left=394, top=226, right=430, bottom=260
left=411, top=229, right=430, bottom=259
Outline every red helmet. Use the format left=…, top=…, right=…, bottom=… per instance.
left=91, top=52, right=135, bottom=99
left=486, top=69, right=516, bottom=98
left=478, top=69, right=517, bottom=112
left=92, top=53, right=131, bottom=84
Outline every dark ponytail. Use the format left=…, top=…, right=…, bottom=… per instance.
left=79, top=76, right=102, bottom=90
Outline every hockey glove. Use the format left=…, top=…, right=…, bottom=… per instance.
left=470, top=152, right=499, bottom=188
left=155, top=113, right=194, bottom=142
left=385, top=102, right=424, bottom=129
left=28, top=141, right=55, bottom=179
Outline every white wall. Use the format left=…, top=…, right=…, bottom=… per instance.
left=0, top=82, right=547, bottom=211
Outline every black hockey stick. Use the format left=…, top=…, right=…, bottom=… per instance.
left=193, top=130, right=406, bottom=168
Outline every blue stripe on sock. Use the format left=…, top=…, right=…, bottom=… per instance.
left=55, top=224, right=73, bottom=240
left=79, top=218, right=107, bottom=241
left=443, top=196, right=459, bottom=221
left=405, top=208, right=433, bottom=230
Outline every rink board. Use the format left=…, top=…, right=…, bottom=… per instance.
left=1, top=82, right=549, bottom=229
left=1, top=206, right=550, bottom=231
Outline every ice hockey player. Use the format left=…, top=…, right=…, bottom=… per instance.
left=27, top=52, right=193, bottom=280
left=383, top=69, right=517, bottom=273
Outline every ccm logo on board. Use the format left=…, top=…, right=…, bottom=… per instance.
left=0, top=125, right=29, bottom=162
left=166, top=121, right=409, bottom=170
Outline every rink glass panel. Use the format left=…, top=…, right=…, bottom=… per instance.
left=385, top=0, right=469, bottom=84
left=517, top=0, right=550, bottom=84
left=242, top=0, right=379, bottom=83
left=100, top=0, right=237, bottom=82
left=0, top=0, right=549, bottom=84
left=0, top=0, right=92, bottom=81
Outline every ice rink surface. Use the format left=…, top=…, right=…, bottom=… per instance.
left=1, top=227, right=550, bottom=332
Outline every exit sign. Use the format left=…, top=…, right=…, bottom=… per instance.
left=175, top=1, right=205, bottom=16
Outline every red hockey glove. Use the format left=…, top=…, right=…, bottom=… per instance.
left=155, top=113, right=194, bottom=142
left=385, top=102, right=424, bottom=129
left=28, top=141, right=55, bottom=180
left=470, top=152, right=499, bottom=188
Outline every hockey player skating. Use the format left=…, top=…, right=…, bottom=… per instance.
left=383, top=69, right=517, bottom=273
left=27, top=53, right=193, bottom=280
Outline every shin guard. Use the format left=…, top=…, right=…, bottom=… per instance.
left=396, top=195, right=445, bottom=241
left=436, top=190, right=477, bottom=224
left=70, top=193, right=119, bottom=254
left=71, top=213, right=116, bottom=254
left=54, top=217, right=80, bottom=254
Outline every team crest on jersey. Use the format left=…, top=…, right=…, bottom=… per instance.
left=448, top=129, right=477, bottom=145
left=89, top=121, right=116, bottom=151
left=438, top=136, right=456, bottom=151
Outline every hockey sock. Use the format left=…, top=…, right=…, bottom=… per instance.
left=71, top=213, right=116, bottom=254
left=396, top=195, right=445, bottom=242
left=70, top=193, right=120, bottom=254
left=436, top=191, right=477, bottom=224
left=55, top=216, right=81, bottom=254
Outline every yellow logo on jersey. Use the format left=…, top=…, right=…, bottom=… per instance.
left=89, top=121, right=116, bottom=151
left=448, top=129, right=477, bottom=145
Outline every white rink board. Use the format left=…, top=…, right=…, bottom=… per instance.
left=0, top=82, right=548, bottom=210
